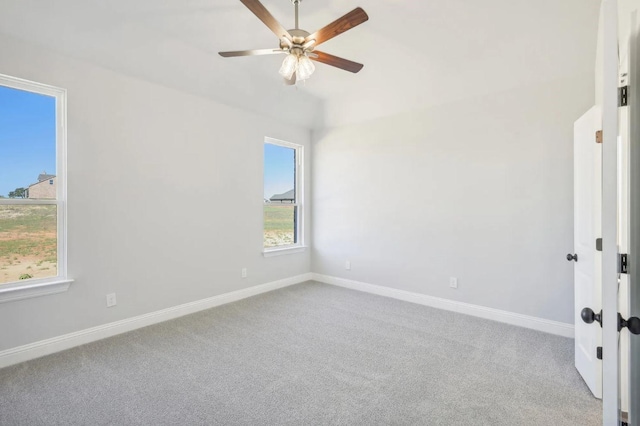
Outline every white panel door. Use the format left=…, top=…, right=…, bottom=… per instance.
left=573, top=106, right=603, bottom=399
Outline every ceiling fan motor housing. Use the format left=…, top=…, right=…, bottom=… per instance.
left=281, top=29, right=311, bottom=50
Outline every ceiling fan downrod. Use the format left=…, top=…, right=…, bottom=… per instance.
left=292, top=0, right=300, bottom=30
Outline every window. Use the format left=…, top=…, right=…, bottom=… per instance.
left=0, top=74, right=70, bottom=299
left=263, top=138, right=303, bottom=253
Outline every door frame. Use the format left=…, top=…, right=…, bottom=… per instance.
left=602, top=0, right=620, bottom=424
left=628, top=9, right=640, bottom=426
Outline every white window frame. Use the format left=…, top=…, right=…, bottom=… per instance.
left=0, top=74, right=72, bottom=303
left=263, top=137, right=305, bottom=257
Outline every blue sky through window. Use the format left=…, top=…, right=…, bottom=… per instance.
left=0, top=85, right=56, bottom=197
left=264, top=143, right=295, bottom=200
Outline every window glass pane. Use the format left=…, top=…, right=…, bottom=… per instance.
left=0, top=85, right=57, bottom=200
left=0, top=205, right=57, bottom=284
left=264, top=143, right=295, bottom=204
left=264, top=205, right=297, bottom=248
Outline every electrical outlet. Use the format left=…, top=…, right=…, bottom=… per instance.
left=449, top=277, right=458, bottom=289
left=241, top=268, right=247, bottom=278
left=106, top=293, right=117, bottom=307
left=345, top=260, right=351, bottom=270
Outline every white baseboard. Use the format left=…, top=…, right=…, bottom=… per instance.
left=0, top=271, right=574, bottom=369
left=0, top=273, right=313, bottom=369
left=312, top=273, right=574, bottom=338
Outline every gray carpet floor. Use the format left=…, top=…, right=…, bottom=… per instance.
left=0, top=281, right=601, bottom=425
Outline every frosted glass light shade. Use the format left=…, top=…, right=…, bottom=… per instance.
left=279, top=54, right=298, bottom=80
left=296, top=55, right=315, bottom=81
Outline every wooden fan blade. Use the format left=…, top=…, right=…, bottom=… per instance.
left=240, top=0, right=292, bottom=40
left=219, top=49, right=284, bottom=57
left=311, top=51, right=364, bottom=73
left=305, top=7, right=368, bottom=47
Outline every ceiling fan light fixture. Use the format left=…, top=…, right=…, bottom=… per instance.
left=279, top=53, right=298, bottom=80
left=296, top=55, right=315, bottom=81
left=284, top=71, right=297, bottom=85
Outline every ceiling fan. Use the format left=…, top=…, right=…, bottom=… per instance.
left=219, top=0, right=369, bottom=85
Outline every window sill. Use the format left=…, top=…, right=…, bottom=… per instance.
left=0, top=278, right=73, bottom=304
left=263, top=246, right=307, bottom=257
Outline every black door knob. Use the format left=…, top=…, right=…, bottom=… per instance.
left=619, top=315, right=640, bottom=335
left=567, top=253, right=578, bottom=262
left=581, top=308, right=602, bottom=326
left=628, top=317, right=640, bottom=335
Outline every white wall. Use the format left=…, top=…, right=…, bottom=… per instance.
left=0, top=34, right=311, bottom=352
left=312, top=74, right=594, bottom=324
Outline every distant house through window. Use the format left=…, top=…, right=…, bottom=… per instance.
left=0, top=74, right=67, bottom=287
left=27, top=173, right=57, bottom=199
left=263, top=138, right=303, bottom=250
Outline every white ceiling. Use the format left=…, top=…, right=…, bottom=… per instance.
left=0, top=0, right=601, bottom=128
